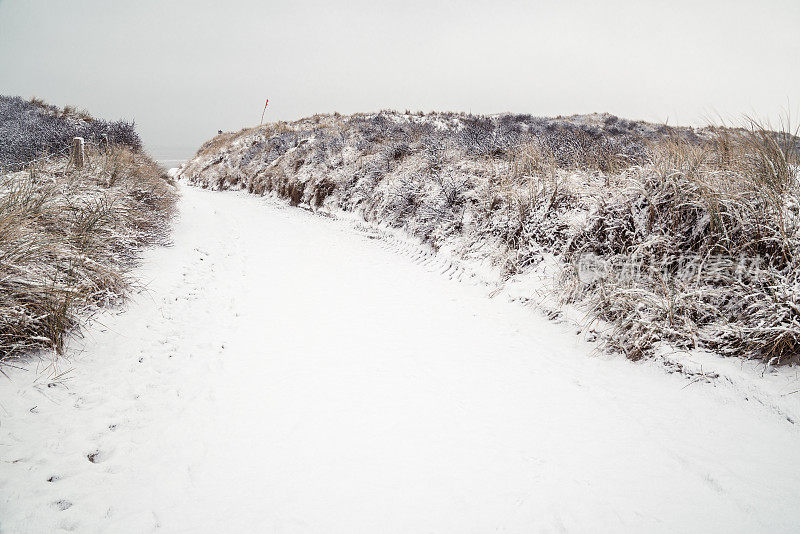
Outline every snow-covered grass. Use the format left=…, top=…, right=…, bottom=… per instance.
left=565, top=126, right=800, bottom=362
left=0, top=145, right=177, bottom=363
left=180, top=110, right=799, bottom=363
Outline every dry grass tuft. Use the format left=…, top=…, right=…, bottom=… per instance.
left=566, top=121, right=799, bottom=362
left=0, top=145, right=178, bottom=364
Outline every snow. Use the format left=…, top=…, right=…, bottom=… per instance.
left=2, top=184, right=800, bottom=533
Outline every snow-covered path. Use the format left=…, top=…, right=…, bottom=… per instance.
left=2, top=186, right=800, bottom=533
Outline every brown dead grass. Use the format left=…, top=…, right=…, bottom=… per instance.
left=0, top=145, right=178, bottom=364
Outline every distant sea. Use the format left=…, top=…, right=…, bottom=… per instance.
left=148, top=146, right=196, bottom=170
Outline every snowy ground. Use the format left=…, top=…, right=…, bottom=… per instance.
left=2, top=185, right=800, bottom=533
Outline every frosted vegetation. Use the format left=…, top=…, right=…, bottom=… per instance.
left=0, top=95, right=141, bottom=169
left=182, top=110, right=800, bottom=363
left=0, top=96, right=178, bottom=363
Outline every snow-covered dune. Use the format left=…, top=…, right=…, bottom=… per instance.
left=180, top=111, right=800, bottom=365
left=2, top=185, right=799, bottom=532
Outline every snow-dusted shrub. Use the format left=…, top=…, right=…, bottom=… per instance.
left=340, top=161, right=386, bottom=211
left=0, top=95, right=141, bottom=168
left=457, top=115, right=509, bottom=157
left=386, top=173, right=424, bottom=222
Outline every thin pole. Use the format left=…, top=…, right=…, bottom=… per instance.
left=260, top=99, right=269, bottom=125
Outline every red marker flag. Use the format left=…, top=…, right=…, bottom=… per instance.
left=260, top=98, right=270, bottom=125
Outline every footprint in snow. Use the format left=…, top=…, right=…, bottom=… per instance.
left=87, top=448, right=112, bottom=464
left=52, top=499, right=73, bottom=511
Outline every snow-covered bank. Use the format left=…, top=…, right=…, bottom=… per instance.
left=2, top=185, right=800, bottom=533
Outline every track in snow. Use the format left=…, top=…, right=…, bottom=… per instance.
left=1, top=185, right=800, bottom=533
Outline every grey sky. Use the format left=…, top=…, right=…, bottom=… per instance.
left=1, top=0, right=798, bottom=158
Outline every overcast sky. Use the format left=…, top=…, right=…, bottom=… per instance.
left=1, top=0, right=798, bottom=159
